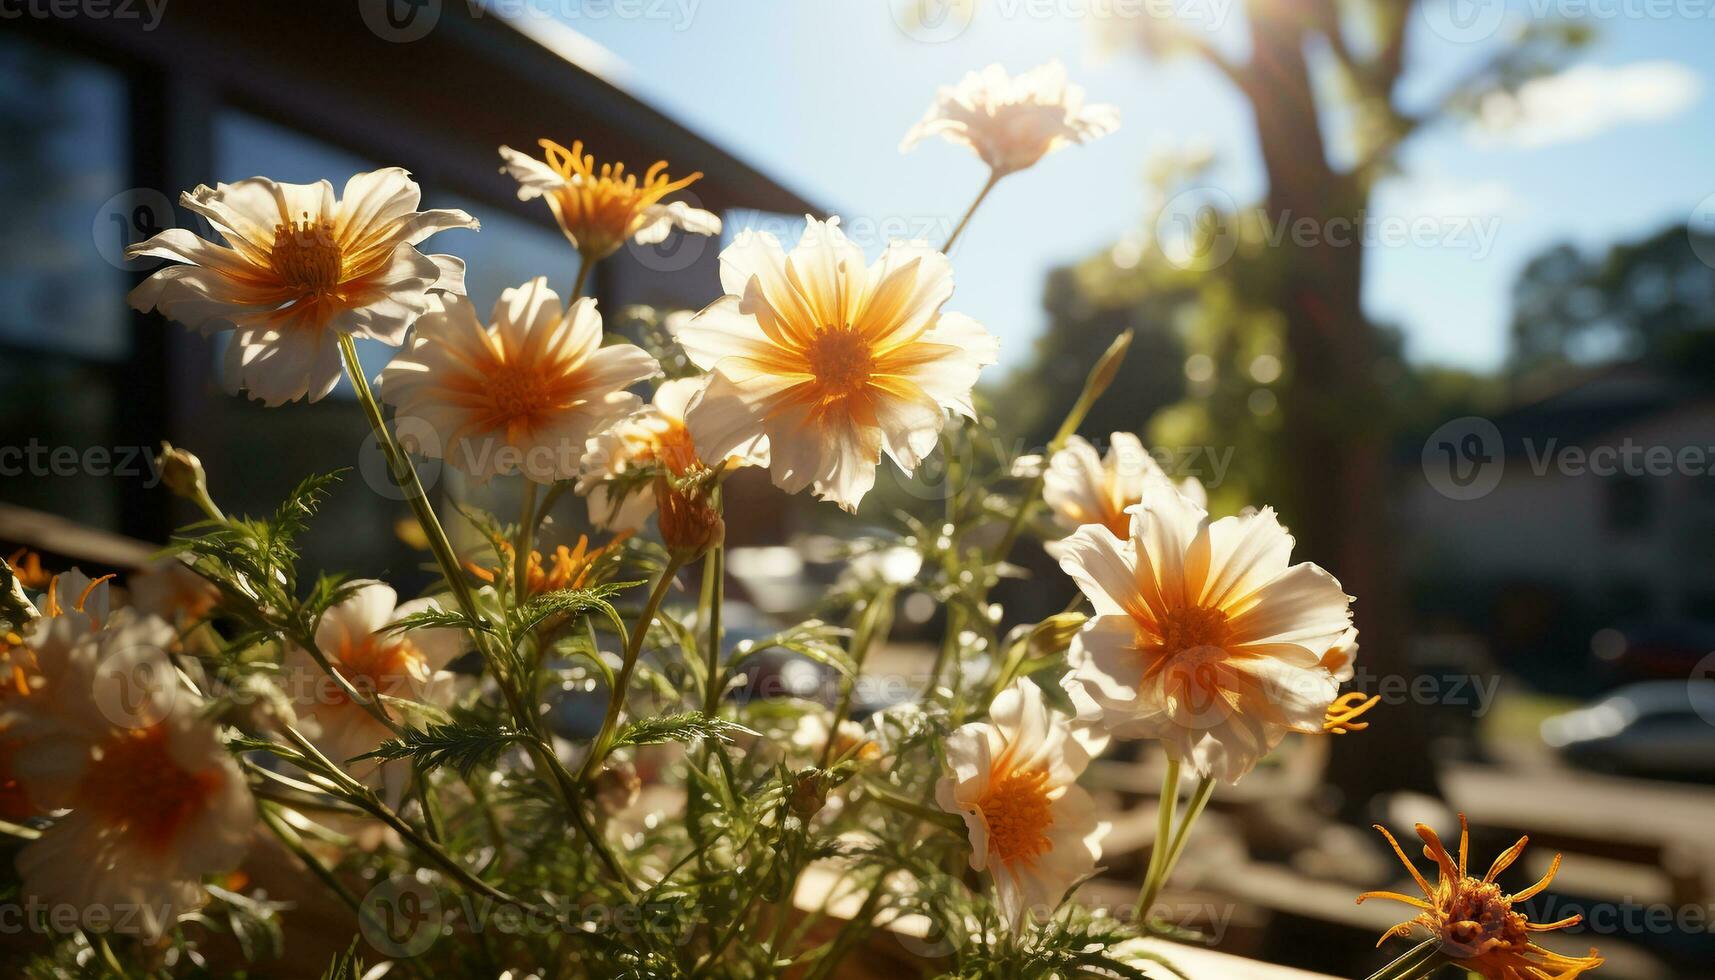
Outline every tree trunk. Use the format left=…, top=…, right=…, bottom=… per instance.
left=1240, top=6, right=1442, bottom=819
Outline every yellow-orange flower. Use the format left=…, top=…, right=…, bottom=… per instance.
left=1057, top=490, right=1354, bottom=783
left=376, top=278, right=659, bottom=484
left=1359, top=814, right=1603, bottom=980
left=127, top=169, right=475, bottom=405
left=936, top=680, right=1108, bottom=925
left=468, top=534, right=630, bottom=598
left=499, top=140, right=720, bottom=261
left=678, top=216, right=998, bottom=512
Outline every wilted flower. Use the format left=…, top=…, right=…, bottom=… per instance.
left=901, top=61, right=1119, bottom=176
left=936, top=679, right=1107, bottom=925
left=376, top=278, right=659, bottom=484
left=678, top=217, right=997, bottom=511
left=1057, top=488, right=1353, bottom=783
left=1359, top=814, right=1603, bottom=980
left=127, top=169, right=475, bottom=405
left=499, top=140, right=720, bottom=262
left=655, top=475, right=725, bottom=561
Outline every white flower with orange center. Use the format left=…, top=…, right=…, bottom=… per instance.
left=6, top=610, right=252, bottom=938
left=577, top=377, right=768, bottom=531
left=376, top=277, right=660, bottom=484
left=935, top=680, right=1108, bottom=925
left=127, top=169, right=476, bottom=406
left=901, top=61, right=1120, bottom=177
left=1057, top=488, right=1354, bottom=783
left=283, top=581, right=463, bottom=797
left=677, top=217, right=997, bottom=512
left=499, top=139, right=721, bottom=261
left=1044, top=432, right=1207, bottom=545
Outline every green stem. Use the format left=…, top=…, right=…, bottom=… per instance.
left=861, top=779, right=965, bottom=832
left=338, top=332, right=631, bottom=890
left=515, top=480, right=539, bottom=600
left=1364, top=938, right=1448, bottom=980
left=580, top=556, right=686, bottom=780
left=1159, top=775, right=1214, bottom=882
left=821, top=586, right=895, bottom=767
left=1135, top=758, right=1181, bottom=922
left=943, top=171, right=1001, bottom=254
left=989, top=329, right=1133, bottom=567
left=922, top=600, right=962, bottom=702
left=701, top=543, right=725, bottom=717
left=337, top=334, right=484, bottom=628
left=571, top=252, right=595, bottom=300
left=278, top=724, right=519, bottom=906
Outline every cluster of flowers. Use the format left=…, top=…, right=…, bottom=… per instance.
left=0, top=57, right=1601, bottom=980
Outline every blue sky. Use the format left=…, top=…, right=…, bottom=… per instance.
left=553, top=1, right=1712, bottom=373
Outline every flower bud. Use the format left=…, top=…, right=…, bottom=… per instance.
left=594, top=758, right=642, bottom=813
left=157, top=442, right=222, bottom=519
left=787, top=767, right=828, bottom=819
left=1028, top=612, right=1088, bottom=658
left=655, top=475, right=723, bottom=561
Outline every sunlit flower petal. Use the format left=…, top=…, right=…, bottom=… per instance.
left=678, top=218, right=996, bottom=512
left=377, top=278, right=659, bottom=484
left=1059, top=498, right=1354, bottom=782
left=901, top=61, right=1119, bottom=176
left=936, top=679, right=1108, bottom=925
left=127, top=169, right=475, bottom=406
left=499, top=140, right=720, bottom=261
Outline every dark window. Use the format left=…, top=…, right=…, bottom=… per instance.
left=1603, top=474, right=1654, bottom=531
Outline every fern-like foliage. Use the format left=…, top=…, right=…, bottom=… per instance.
left=354, top=720, right=531, bottom=776
left=612, top=711, right=758, bottom=749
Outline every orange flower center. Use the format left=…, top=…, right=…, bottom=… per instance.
left=75, top=724, right=222, bottom=853
left=805, top=326, right=875, bottom=401
left=539, top=138, right=702, bottom=260
left=483, top=364, right=557, bottom=429
left=332, top=634, right=424, bottom=704
left=1441, top=879, right=1530, bottom=955
left=1158, top=604, right=1231, bottom=655
left=270, top=214, right=343, bottom=295
left=978, top=766, right=1054, bottom=864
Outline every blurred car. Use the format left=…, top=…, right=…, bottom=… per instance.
left=1588, top=621, right=1715, bottom=682
left=1540, top=681, right=1715, bottom=782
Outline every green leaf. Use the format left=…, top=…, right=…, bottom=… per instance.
left=612, top=711, right=758, bottom=749
left=376, top=606, right=495, bottom=635
left=510, top=580, right=641, bottom=637
left=723, top=620, right=855, bottom=682
left=353, top=720, right=530, bottom=776
left=318, top=938, right=367, bottom=980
